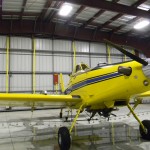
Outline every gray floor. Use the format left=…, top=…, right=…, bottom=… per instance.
left=0, top=104, right=150, bottom=150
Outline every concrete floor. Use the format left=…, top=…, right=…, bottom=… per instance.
left=0, top=104, right=149, bottom=150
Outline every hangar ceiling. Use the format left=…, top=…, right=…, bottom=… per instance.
left=1, top=0, right=150, bottom=56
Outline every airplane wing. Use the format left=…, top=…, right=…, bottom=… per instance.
left=0, top=93, right=82, bottom=108
left=137, top=91, right=150, bottom=98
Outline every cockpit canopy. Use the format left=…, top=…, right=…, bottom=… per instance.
left=74, top=63, right=90, bottom=73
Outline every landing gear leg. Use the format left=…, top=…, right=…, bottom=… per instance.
left=58, top=104, right=84, bottom=150
left=127, top=103, right=150, bottom=140
left=60, top=109, right=63, bottom=118
left=127, top=98, right=142, bottom=116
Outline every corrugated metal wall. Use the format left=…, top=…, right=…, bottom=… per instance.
left=0, top=36, right=137, bottom=93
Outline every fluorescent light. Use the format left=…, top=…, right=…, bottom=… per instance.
left=58, top=4, right=72, bottom=16
left=134, top=20, right=150, bottom=29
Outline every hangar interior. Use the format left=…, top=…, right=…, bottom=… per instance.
left=0, top=0, right=150, bottom=150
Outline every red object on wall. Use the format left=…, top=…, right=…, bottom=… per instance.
left=53, top=74, right=58, bottom=85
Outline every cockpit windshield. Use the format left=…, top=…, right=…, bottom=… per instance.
left=74, top=63, right=90, bottom=73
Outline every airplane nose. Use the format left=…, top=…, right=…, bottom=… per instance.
left=142, top=58, right=150, bottom=78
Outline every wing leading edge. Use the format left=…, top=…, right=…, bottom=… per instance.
left=138, top=91, right=150, bottom=98
left=0, top=93, right=82, bottom=108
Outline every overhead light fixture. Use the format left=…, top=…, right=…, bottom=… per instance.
left=134, top=20, right=150, bottom=29
left=58, top=3, right=72, bottom=16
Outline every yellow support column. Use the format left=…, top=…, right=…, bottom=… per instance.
left=6, top=36, right=10, bottom=93
left=111, top=122, right=115, bottom=145
left=106, top=44, right=111, bottom=64
left=132, top=49, right=135, bottom=55
left=32, top=38, right=36, bottom=94
left=72, top=41, right=77, bottom=72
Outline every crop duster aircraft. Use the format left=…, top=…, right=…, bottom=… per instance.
left=0, top=40, right=150, bottom=150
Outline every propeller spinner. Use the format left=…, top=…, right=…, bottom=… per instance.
left=104, top=39, right=148, bottom=66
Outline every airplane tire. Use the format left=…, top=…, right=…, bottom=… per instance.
left=58, top=127, right=71, bottom=150
left=139, top=120, right=150, bottom=140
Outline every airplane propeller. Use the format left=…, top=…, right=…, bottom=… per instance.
left=104, top=39, right=148, bottom=66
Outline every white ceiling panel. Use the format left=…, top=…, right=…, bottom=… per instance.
left=138, top=2, right=150, bottom=11
left=118, top=15, right=136, bottom=22
left=118, top=0, right=139, bottom=6
left=25, top=0, right=47, bottom=13
left=3, top=0, right=23, bottom=12
left=109, top=21, right=125, bottom=27
left=76, top=7, right=100, bottom=21
left=93, top=11, right=118, bottom=24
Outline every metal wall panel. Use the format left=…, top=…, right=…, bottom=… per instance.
left=0, top=36, right=7, bottom=49
left=139, top=52, right=146, bottom=59
left=54, top=54, right=72, bottom=72
left=54, top=40, right=72, bottom=52
left=91, top=56, right=107, bottom=68
left=10, top=52, right=32, bottom=72
left=63, top=75, right=70, bottom=88
left=110, top=47, right=122, bottom=55
left=36, top=38, right=52, bottom=51
left=111, top=56, right=123, bottom=63
left=10, top=37, right=32, bottom=50
left=10, top=74, right=32, bottom=92
left=36, top=75, right=53, bottom=91
left=76, top=55, right=90, bottom=65
left=1, top=36, right=138, bottom=93
left=36, top=53, right=53, bottom=72
left=75, top=41, right=89, bottom=53
left=0, top=75, right=6, bottom=92
left=90, top=43, right=106, bottom=54
left=0, top=53, right=6, bottom=71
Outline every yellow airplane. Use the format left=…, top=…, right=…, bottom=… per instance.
left=0, top=40, right=150, bottom=150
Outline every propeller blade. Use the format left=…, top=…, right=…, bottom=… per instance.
left=104, top=39, right=148, bottom=66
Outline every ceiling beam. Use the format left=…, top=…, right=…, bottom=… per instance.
left=38, top=0, right=53, bottom=21
left=55, top=0, right=150, bottom=19
left=81, top=9, right=105, bottom=28
left=110, top=0, right=148, bottom=34
left=98, top=13, right=123, bottom=30
left=65, top=6, right=85, bottom=25
left=0, top=19, right=149, bottom=57
left=111, top=17, right=140, bottom=33
left=1, top=11, right=40, bottom=16
left=20, top=0, right=28, bottom=20
left=81, top=0, right=120, bottom=28
left=98, top=0, right=147, bottom=31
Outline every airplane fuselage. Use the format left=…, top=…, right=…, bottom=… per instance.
left=65, top=61, right=150, bottom=110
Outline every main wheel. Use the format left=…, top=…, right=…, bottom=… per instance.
left=139, top=120, right=150, bottom=140
left=58, top=127, right=71, bottom=150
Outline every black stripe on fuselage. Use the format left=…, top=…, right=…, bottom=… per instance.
left=65, top=72, right=123, bottom=94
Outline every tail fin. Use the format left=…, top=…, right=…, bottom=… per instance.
left=59, top=73, right=65, bottom=93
